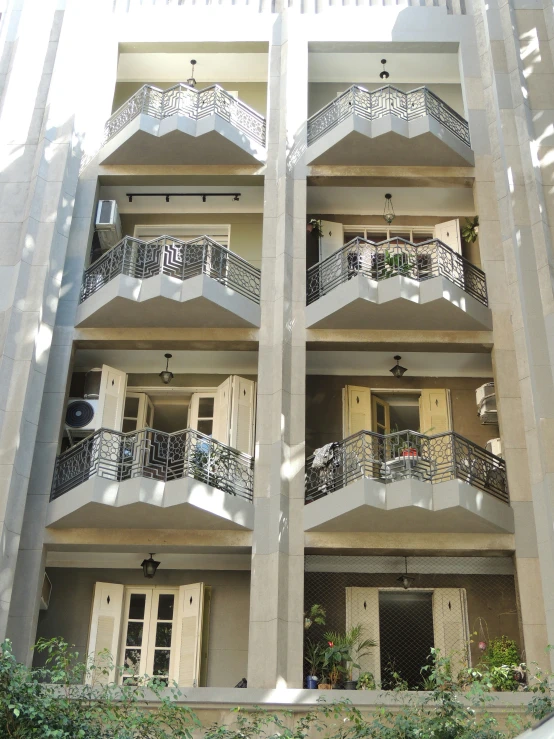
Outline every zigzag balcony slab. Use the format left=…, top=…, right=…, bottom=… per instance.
left=75, top=272, right=261, bottom=328
left=46, top=475, right=255, bottom=530
left=305, top=274, right=492, bottom=331
left=303, top=477, right=514, bottom=535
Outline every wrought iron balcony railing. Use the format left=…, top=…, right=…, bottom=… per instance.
left=51, top=427, right=254, bottom=502
left=307, top=85, right=471, bottom=147
left=80, top=235, right=261, bottom=305
left=306, top=236, right=488, bottom=307
left=306, top=430, right=508, bottom=504
left=103, top=83, right=266, bottom=147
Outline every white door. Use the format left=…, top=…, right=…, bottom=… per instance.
left=343, top=385, right=372, bottom=438
left=86, top=582, right=125, bottom=685
left=212, top=377, right=231, bottom=446
left=123, top=392, right=154, bottom=433
left=174, top=583, right=205, bottom=687
left=435, top=219, right=461, bottom=254
left=345, top=587, right=381, bottom=684
left=432, top=588, right=470, bottom=674
left=96, top=365, right=128, bottom=431
left=229, top=376, right=256, bottom=455
left=189, top=393, right=217, bottom=438
left=419, top=389, right=452, bottom=435
left=319, top=220, right=344, bottom=262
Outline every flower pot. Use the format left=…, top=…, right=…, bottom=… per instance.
left=344, top=680, right=358, bottom=690
left=306, top=676, right=318, bottom=689
left=402, top=448, right=418, bottom=457
left=317, top=683, right=331, bottom=690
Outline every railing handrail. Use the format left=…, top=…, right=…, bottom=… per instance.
left=103, top=82, right=266, bottom=145
left=305, top=429, right=508, bottom=504
left=80, top=234, right=261, bottom=305
left=306, top=236, right=488, bottom=307
left=307, top=84, right=470, bottom=147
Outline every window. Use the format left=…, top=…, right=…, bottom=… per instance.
left=120, top=588, right=178, bottom=685
left=189, top=393, right=216, bottom=436
left=133, top=224, right=231, bottom=249
left=344, top=226, right=434, bottom=243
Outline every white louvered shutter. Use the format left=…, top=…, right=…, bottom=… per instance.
left=86, top=582, right=125, bottom=685
left=344, top=386, right=372, bottom=437
left=319, top=220, right=344, bottom=261
left=419, top=389, right=452, bottom=435
left=175, top=583, right=205, bottom=687
left=435, top=219, right=461, bottom=254
left=229, top=376, right=256, bottom=454
left=96, top=365, right=128, bottom=431
left=212, top=377, right=231, bottom=446
left=346, top=587, right=381, bottom=683
left=432, top=588, right=470, bottom=674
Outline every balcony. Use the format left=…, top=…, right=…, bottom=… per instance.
left=47, top=428, right=254, bottom=529
left=304, top=430, right=513, bottom=534
left=75, top=236, right=261, bottom=328
left=305, top=237, right=492, bottom=331
left=306, top=86, right=473, bottom=166
left=99, top=84, right=266, bottom=165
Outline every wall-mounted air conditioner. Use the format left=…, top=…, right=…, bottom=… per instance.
left=40, top=572, right=52, bottom=611
left=95, top=200, right=122, bottom=250
left=486, top=438, right=502, bottom=458
left=476, top=382, right=497, bottom=424
left=65, top=398, right=99, bottom=434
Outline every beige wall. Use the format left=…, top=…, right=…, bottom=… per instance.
left=306, top=375, right=499, bottom=456
left=119, top=213, right=263, bottom=268
left=112, top=82, right=268, bottom=117
left=308, top=83, right=464, bottom=118
left=34, top=568, right=251, bottom=688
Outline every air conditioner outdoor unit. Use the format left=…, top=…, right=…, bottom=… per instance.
left=486, top=437, right=502, bottom=458
left=65, top=398, right=99, bottom=434
left=40, top=572, right=52, bottom=611
left=476, top=382, right=497, bottom=424
left=95, top=200, right=122, bottom=250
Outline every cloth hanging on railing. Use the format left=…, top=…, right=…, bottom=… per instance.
left=313, top=442, right=337, bottom=469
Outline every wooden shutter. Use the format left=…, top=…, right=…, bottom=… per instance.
left=229, top=376, right=256, bottom=454
left=372, top=395, right=390, bottom=435
left=432, top=588, right=470, bottom=674
left=86, top=582, right=125, bottom=685
left=97, top=365, right=128, bottom=431
left=419, top=389, right=451, bottom=435
left=343, top=386, right=372, bottom=437
left=434, top=219, right=461, bottom=254
left=319, top=220, right=344, bottom=261
left=346, top=587, right=381, bottom=683
left=212, top=377, right=231, bottom=446
left=174, top=583, right=205, bottom=687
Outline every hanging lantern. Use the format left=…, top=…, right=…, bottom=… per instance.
left=389, top=355, right=407, bottom=379
left=379, top=59, right=390, bottom=80
left=396, top=557, right=416, bottom=589
left=187, top=59, right=197, bottom=87
left=159, top=353, right=174, bottom=385
left=383, top=193, right=395, bottom=225
left=141, top=553, right=160, bottom=579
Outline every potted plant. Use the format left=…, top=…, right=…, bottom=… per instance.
left=306, top=218, right=323, bottom=238
left=304, top=639, right=323, bottom=690
left=304, top=604, right=326, bottom=631
left=329, top=665, right=344, bottom=689
left=480, top=636, right=522, bottom=691
left=324, top=626, right=377, bottom=690
left=356, top=672, right=376, bottom=690
left=384, top=249, right=415, bottom=278
left=323, top=639, right=348, bottom=689
left=461, top=216, right=479, bottom=243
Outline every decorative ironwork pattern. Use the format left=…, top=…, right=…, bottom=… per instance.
left=305, top=430, right=508, bottom=504
left=103, top=83, right=266, bottom=146
left=80, top=235, right=261, bottom=305
left=306, top=236, right=488, bottom=307
left=51, top=428, right=254, bottom=502
left=307, top=85, right=471, bottom=147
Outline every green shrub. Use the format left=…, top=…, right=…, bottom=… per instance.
left=482, top=637, right=521, bottom=691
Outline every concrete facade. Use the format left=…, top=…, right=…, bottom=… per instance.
left=0, top=0, right=552, bottom=703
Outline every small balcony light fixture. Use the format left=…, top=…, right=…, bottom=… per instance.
left=397, top=557, right=416, bottom=590
left=379, top=59, right=390, bottom=80
left=383, top=193, right=395, bottom=225
left=390, top=355, right=407, bottom=379
left=141, top=553, right=161, bottom=579
left=159, top=353, right=174, bottom=385
left=187, top=59, right=197, bottom=88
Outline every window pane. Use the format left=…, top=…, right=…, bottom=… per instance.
left=129, top=593, right=146, bottom=620
left=124, top=396, right=139, bottom=416
left=390, top=232, right=410, bottom=241
left=122, top=419, right=136, bottom=433
left=368, top=231, right=388, bottom=243
left=198, top=419, right=213, bottom=436
left=157, top=594, right=175, bottom=621
left=156, top=623, right=173, bottom=648
left=153, top=649, right=170, bottom=676
left=344, top=230, right=364, bottom=242
left=412, top=232, right=433, bottom=244
left=124, top=649, right=141, bottom=674
left=376, top=403, right=385, bottom=425
left=198, top=397, right=214, bottom=417
left=126, top=622, right=143, bottom=647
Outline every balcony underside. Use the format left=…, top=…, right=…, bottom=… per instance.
left=99, top=114, right=266, bottom=166
left=306, top=274, right=492, bottom=331
left=304, top=477, right=514, bottom=534
left=47, top=476, right=255, bottom=530
left=75, top=273, right=261, bottom=328
left=306, top=116, right=474, bottom=167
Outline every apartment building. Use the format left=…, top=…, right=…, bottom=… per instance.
left=0, top=0, right=553, bottom=700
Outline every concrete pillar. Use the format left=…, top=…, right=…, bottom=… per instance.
left=247, top=15, right=307, bottom=689
left=472, top=0, right=554, bottom=670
